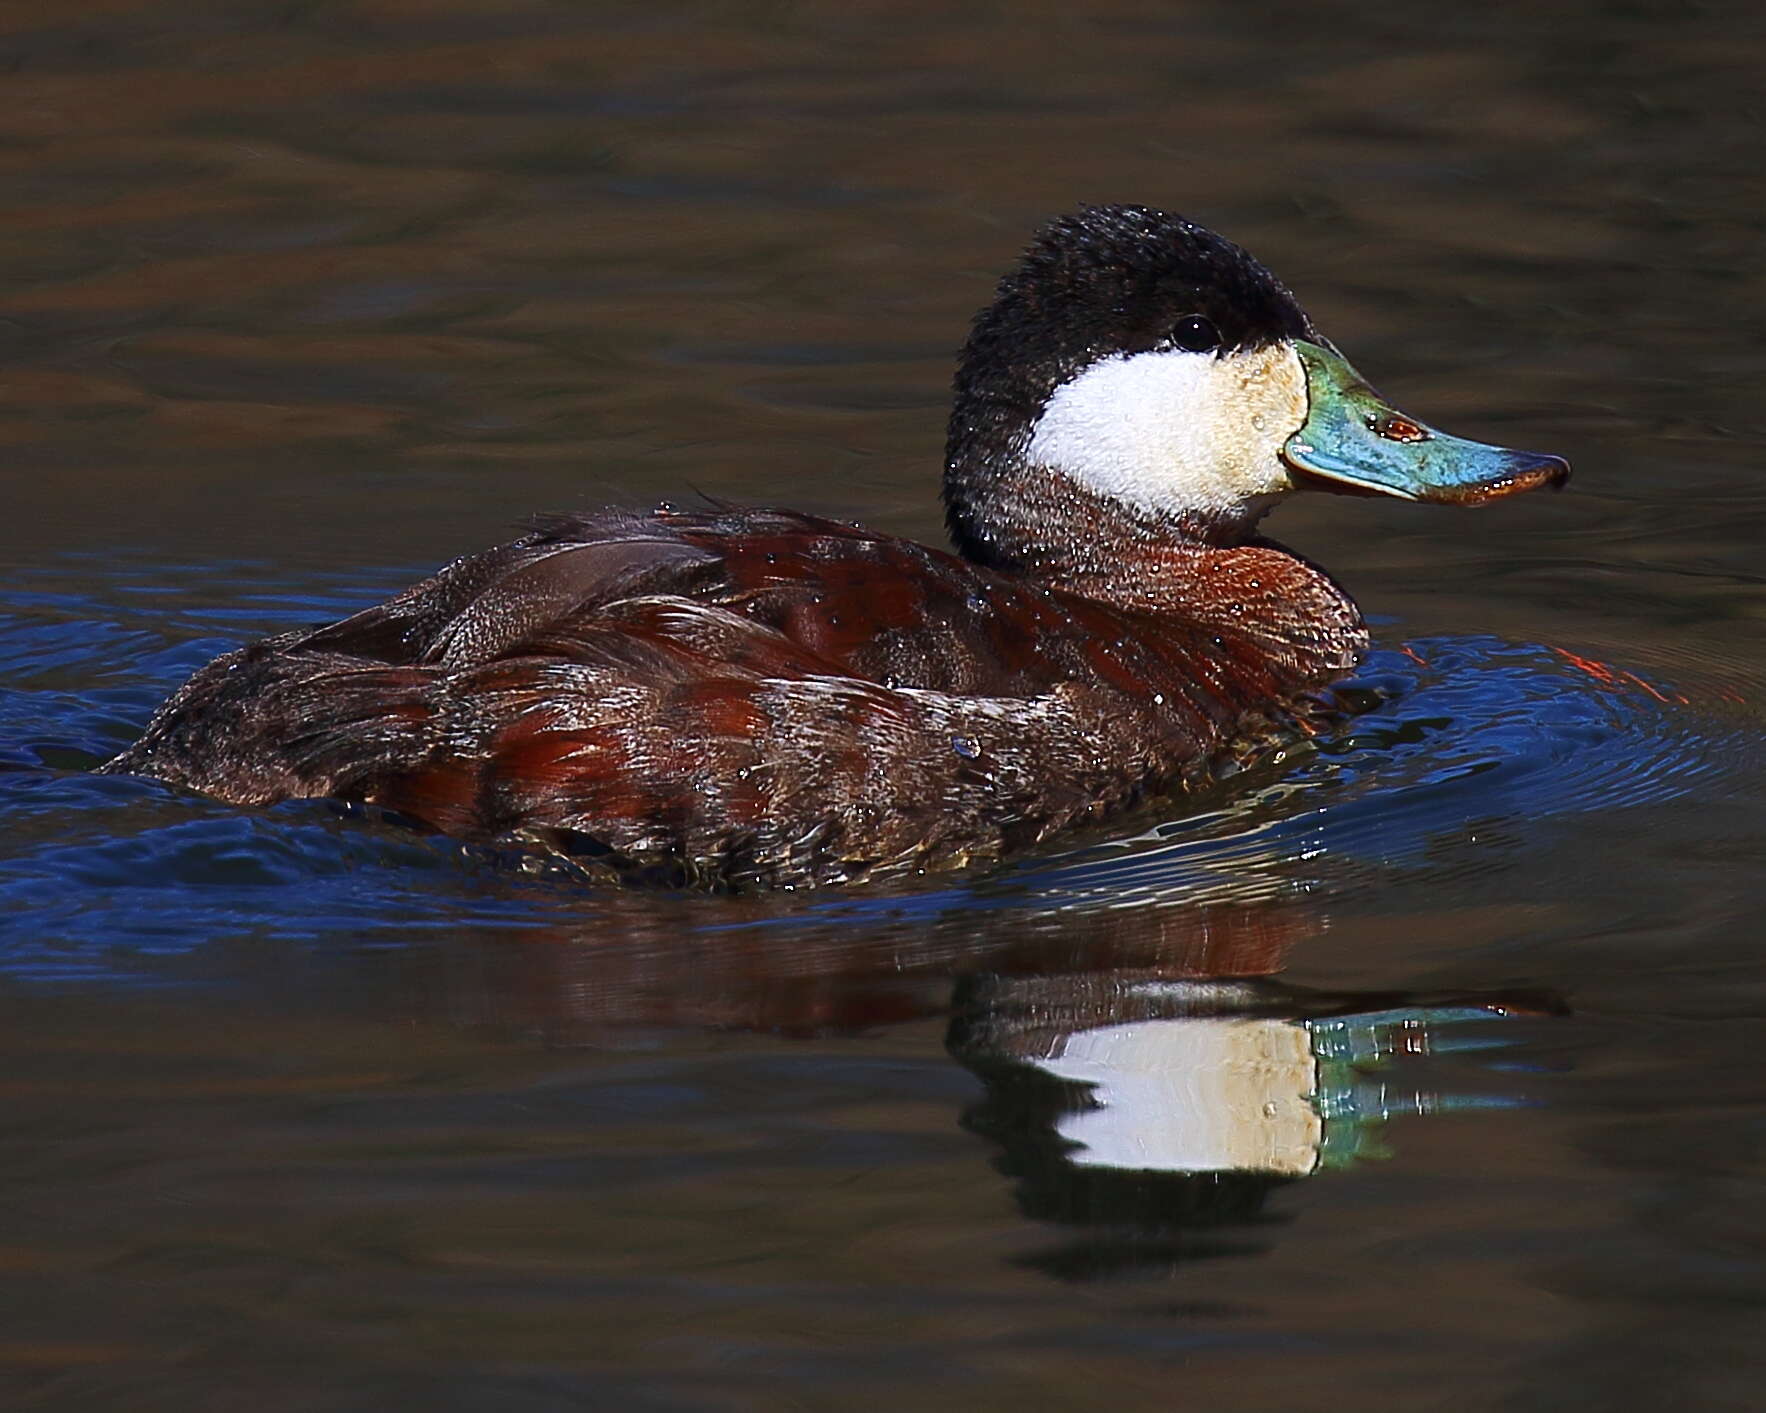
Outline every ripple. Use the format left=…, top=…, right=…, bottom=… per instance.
left=787, top=633, right=1755, bottom=925
left=0, top=557, right=1755, bottom=982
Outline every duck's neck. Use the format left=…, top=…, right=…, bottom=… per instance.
left=944, top=462, right=1367, bottom=679
left=945, top=459, right=1256, bottom=584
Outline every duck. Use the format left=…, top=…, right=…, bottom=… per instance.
left=99, top=204, right=1568, bottom=890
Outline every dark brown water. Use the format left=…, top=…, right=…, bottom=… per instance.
left=3, top=2, right=1764, bottom=1408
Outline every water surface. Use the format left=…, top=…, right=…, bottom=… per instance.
left=3, top=2, right=1764, bottom=1409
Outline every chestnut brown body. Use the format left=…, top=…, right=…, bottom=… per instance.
left=103, top=504, right=1363, bottom=887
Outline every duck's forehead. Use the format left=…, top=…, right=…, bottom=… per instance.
left=1017, top=206, right=1314, bottom=355
left=1149, top=247, right=1309, bottom=347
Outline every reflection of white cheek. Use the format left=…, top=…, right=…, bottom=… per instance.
left=1036, top=1018, right=1323, bottom=1177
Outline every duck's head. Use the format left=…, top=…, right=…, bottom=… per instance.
left=944, top=205, right=1569, bottom=571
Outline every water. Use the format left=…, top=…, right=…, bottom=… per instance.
left=3, top=2, right=1764, bottom=1407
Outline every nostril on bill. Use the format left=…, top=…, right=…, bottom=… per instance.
left=1372, top=413, right=1428, bottom=443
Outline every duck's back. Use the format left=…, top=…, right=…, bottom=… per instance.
left=99, top=505, right=1361, bottom=887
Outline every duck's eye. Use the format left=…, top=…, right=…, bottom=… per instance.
left=1171, top=315, right=1220, bottom=353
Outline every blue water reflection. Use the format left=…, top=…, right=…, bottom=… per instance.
left=0, top=557, right=1734, bottom=986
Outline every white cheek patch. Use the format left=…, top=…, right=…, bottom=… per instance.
left=1025, top=343, right=1308, bottom=524
left=1034, top=1017, right=1324, bottom=1177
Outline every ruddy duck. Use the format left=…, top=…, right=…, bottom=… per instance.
left=100, top=205, right=1568, bottom=888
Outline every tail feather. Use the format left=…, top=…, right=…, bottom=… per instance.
left=98, top=636, right=439, bottom=806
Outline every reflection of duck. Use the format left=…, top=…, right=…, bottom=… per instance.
left=101, top=205, right=1567, bottom=889
left=361, top=894, right=1321, bottom=1040
left=949, top=972, right=1563, bottom=1278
